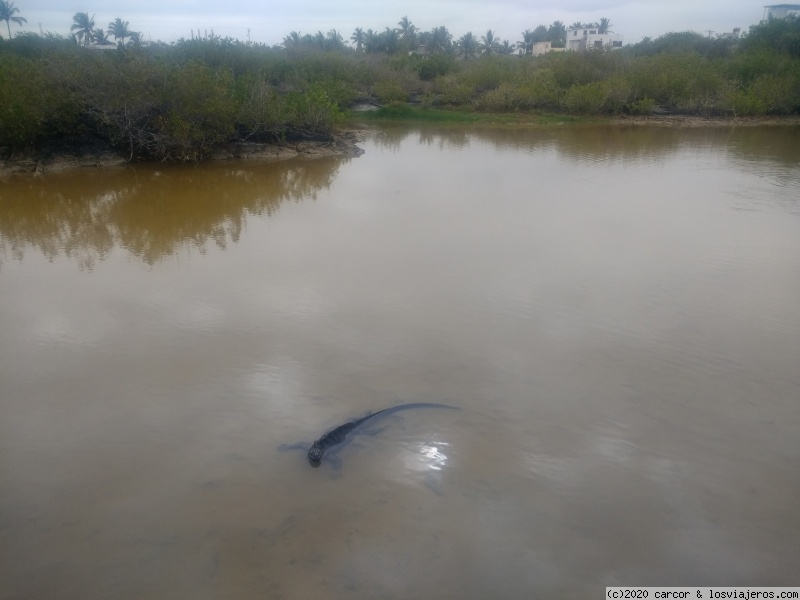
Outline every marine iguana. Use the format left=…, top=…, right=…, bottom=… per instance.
left=284, top=402, right=458, bottom=468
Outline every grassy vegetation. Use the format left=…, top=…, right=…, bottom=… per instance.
left=0, top=35, right=349, bottom=161
left=1, top=16, right=799, bottom=161
left=351, top=103, right=585, bottom=125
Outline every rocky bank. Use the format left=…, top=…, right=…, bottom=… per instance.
left=0, top=130, right=365, bottom=177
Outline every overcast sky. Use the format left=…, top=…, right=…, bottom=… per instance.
left=10, top=1, right=768, bottom=46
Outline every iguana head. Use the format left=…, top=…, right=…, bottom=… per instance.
left=307, top=445, right=324, bottom=466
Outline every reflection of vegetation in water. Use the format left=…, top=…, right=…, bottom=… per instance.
left=724, top=127, right=800, bottom=203
left=0, top=156, right=346, bottom=269
left=724, top=126, right=800, bottom=168
left=370, top=125, right=473, bottom=152
left=367, top=125, right=800, bottom=171
left=550, top=125, right=800, bottom=172
left=2, top=127, right=796, bottom=270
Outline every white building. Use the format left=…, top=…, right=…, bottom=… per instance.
left=533, top=41, right=567, bottom=55
left=566, top=26, right=623, bottom=51
left=762, top=4, right=800, bottom=21
left=719, top=27, right=742, bottom=40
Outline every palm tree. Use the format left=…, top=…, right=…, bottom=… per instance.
left=480, top=29, right=500, bottom=55
left=108, top=17, right=129, bottom=46
left=350, top=27, right=365, bottom=51
left=598, top=17, right=613, bottom=34
left=532, top=25, right=548, bottom=42
left=429, top=26, right=452, bottom=54
left=517, top=29, right=535, bottom=55
left=71, top=12, right=95, bottom=46
left=91, top=27, right=112, bottom=45
left=364, top=28, right=378, bottom=53
left=397, top=16, right=417, bottom=52
left=548, top=20, right=566, bottom=47
left=380, top=27, right=399, bottom=54
left=0, top=1, right=26, bottom=40
left=498, top=40, right=514, bottom=55
left=571, top=22, right=584, bottom=30
left=282, top=31, right=301, bottom=50
left=326, top=29, right=344, bottom=50
left=397, top=16, right=416, bottom=39
left=128, top=31, right=142, bottom=47
left=457, top=31, right=478, bottom=60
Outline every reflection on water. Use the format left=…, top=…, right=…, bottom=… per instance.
left=372, top=122, right=800, bottom=166
left=2, top=127, right=799, bottom=271
left=0, top=156, right=348, bottom=268
left=1, top=126, right=799, bottom=599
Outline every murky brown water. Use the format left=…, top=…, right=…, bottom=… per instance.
left=1, top=126, right=799, bottom=598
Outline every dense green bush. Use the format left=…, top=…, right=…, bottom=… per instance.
left=1, top=16, right=799, bottom=159
left=458, top=55, right=515, bottom=91
left=732, top=73, right=800, bottom=114
left=627, top=31, right=738, bottom=59
left=0, top=35, right=347, bottom=157
left=563, top=81, right=611, bottom=113
left=415, top=53, right=458, bottom=81
left=0, top=55, right=49, bottom=146
left=740, top=15, right=800, bottom=58
left=472, top=69, right=562, bottom=111
left=0, top=50, right=84, bottom=148
left=433, top=74, right=474, bottom=105
left=372, top=79, right=409, bottom=103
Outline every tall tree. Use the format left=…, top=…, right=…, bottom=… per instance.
left=416, top=29, right=431, bottom=50
left=457, top=31, right=478, bottom=60
left=71, top=12, right=95, bottom=46
left=517, top=29, right=535, bottom=55
left=598, top=17, right=613, bottom=34
left=326, top=29, right=344, bottom=50
left=350, top=27, right=365, bottom=51
left=498, top=39, right=514, bottom=55
left=532, top=25, right=548, bottom=42
left=397, top=16, right=416, bottom=39
left=0, top=1, right=26, bottom=40
left=108, top=17, right=129, bottom=46
left=548, top=20, right=566, bottom=46
left=480, top=29, right=500, bottom=55
left=282, top=31, right=302, bottom=50
left=364, top=28, right=379, bottom=53
left=429, top=26, right=452, bottom=53
left=380, top=26, right=399, bottom=54
left=91, top=27, right=112, bottom=45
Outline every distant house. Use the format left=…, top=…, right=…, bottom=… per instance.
left=762, top=3, right=800, bottom=21
left=532, top=41, right=552, bottom=55
left=530, top=41, right=564, bottom=55
left=409, top=44, right=429, bottom=56
left=566, top=26, right=623, bottom=51
left=534, top=42, right=566, bottom=55
left=85, top=43, right=118, bottom=51
left=719, top=27, right=742, bottom=39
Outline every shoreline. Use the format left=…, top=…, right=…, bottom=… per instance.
left=3, top=115, right=799, bottom=176
left=0, top=130, right=366, bottom=178
left=353, top=105, right=800, bottom=127
left=610, top=114, right=800, bottom=127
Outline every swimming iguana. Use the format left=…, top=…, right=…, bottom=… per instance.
left=281, top=402, right=458, bottom=468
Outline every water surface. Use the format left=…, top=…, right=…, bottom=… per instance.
left=1, top=125, right=799, bottom=598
